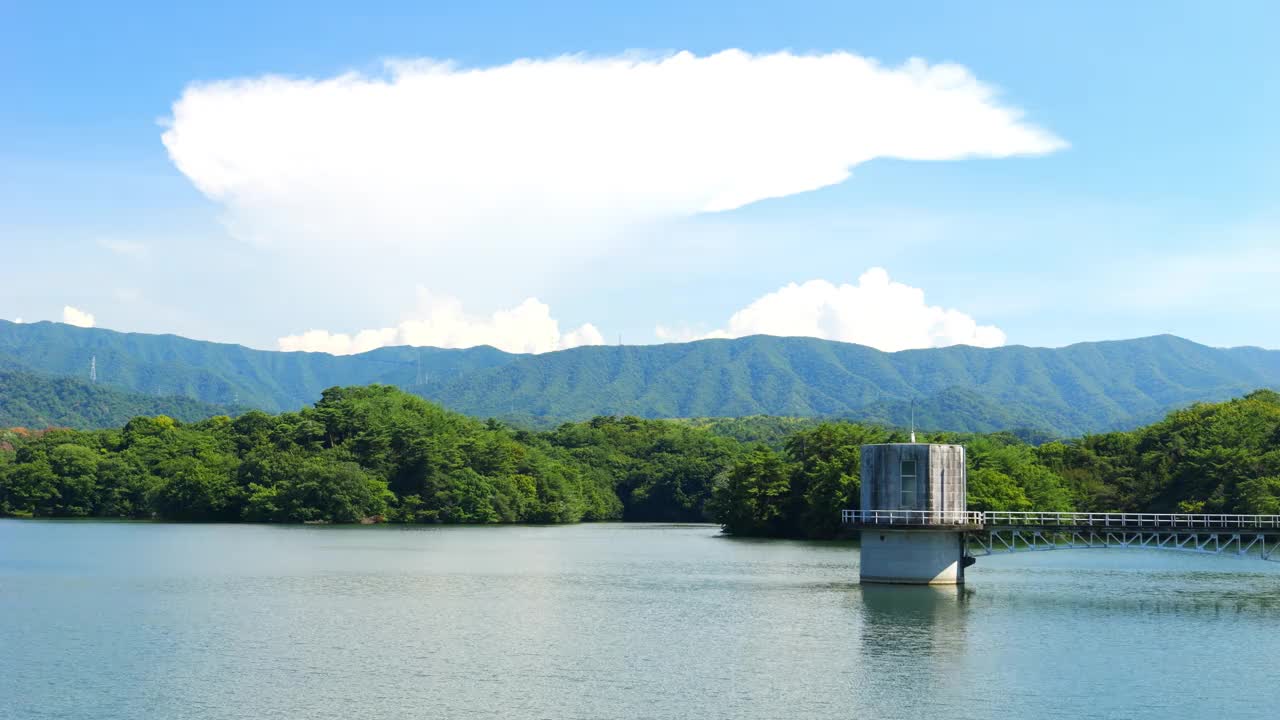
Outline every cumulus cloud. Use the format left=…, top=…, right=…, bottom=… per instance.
left=660, top=268, right=1005, bottom=352
left=277, top=290, right=604, bottom=355
left=162, top=50, right=1063, bottom=256
left=62, top=306, right=95, bottom=328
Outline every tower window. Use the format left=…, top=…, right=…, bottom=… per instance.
left=900, top=459, right=917, bottom=508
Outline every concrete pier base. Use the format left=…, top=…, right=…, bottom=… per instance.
left=859, top=530, right=967, bottom=585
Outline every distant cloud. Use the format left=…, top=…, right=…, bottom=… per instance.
left=97, top=239, right=149, bottom=260
left=62, top=306, right=95, bottom=328
left=658, top=268, right=1006, bottom=352
left=12, top=317, right=23, bottom=324
left=277, top=290, right=603, bottom=355
left=163, top=49, right=1064, bottom=262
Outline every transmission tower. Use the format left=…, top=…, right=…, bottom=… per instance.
left=90, top=355, right=97, bottom=383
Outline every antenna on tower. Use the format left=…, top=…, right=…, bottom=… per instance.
left=909, top=398, right=916, bottom=443
left=90, top=355, right=97, bottom=384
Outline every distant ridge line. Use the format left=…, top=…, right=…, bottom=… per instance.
left=0, top=320, right=1276, bottom=435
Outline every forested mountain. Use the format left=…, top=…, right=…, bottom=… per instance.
left=0, top=370, right=239, bottom=429
left=3, top=320, right=1279, bottom=435
left=3, top=386, right=1278, bottom=535
left=421, top=334, right=1280, bottom=435
left=0, top=320, right=515, bottom=412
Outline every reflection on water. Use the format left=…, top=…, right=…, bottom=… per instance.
left=2, top=520, right=1279, bottom=720
left=855, top=584, right=971, bottom=708
left=858, top=584, right=969, bottom=658
left=860, top=582, right=968, bottom=616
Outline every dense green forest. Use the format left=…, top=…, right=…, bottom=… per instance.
left=2, top=385, right=1279, bottom=536
left=0, top=319, right=511, bottom=412
left=0, top=370, right=239, bottom=429
left=5, top=320, right=1280, bottom=435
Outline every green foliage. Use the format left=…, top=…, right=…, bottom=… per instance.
left=422, top=334, right=1280, bottom=436
left=0, top=320, right=515, bottom=413
left=244, top=459, right=392, bottom=523
left=784, top=424, right=892, bottom=538
left=5, top=320, right=1280, bottom=437
left=2, top=384, right=1278, bottom=537
left=0, top=385, right=620, bottom=524
left=1238, top=476, right=1280, bottom=515
left=541, top=416, right=740, bottom=521
left=1039, top=389, right=1280, bottom=513
left=148, top=456, right=241, bottom=521
left=965, top=437, right=1073, bottom=512
left=681, top=416, right=828, bottom=448
left=0, top=369, right=239, bottom=429
left=705, top=446, right=792, bottom=536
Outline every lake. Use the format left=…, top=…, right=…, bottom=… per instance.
left=2, top=520, right=1279, bottom=719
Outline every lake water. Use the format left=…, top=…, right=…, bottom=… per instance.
left=2, top=520, right=1279, bottom=719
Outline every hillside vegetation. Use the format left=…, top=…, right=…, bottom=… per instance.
left=3, top=385, right=1278, bottom=536
left=0, top=370, right=239, bottom=429
left=423, top=335, right=1280, bottom=436
left=0, top=320, right=512, bottom=412
left=3, top=321, right=1279, bottom=436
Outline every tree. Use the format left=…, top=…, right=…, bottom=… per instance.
left=1238, top=476, right=1280, bottom=515
left=784, top=424, right=886, bottom=538
left=273, top=460, right=392, bottom=523
left=148, top=456, right=240, bottom=521
left=0, top=460, right=60, bottom=517
left=47, top=443, right=100, bottom=516
left=707, top=446, right=792, bottom=536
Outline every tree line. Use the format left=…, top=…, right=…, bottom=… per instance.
left=2, top=385, right=1278, bottom=537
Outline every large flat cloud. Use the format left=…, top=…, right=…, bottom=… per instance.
left=162, top=50, right=1063, bottom=254
left=657, top=268, right=1005, bottom=351
left=277, top=290, right=603, bottom=355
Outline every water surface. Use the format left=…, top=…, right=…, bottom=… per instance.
left=2, top=520, right=1278, bottom=719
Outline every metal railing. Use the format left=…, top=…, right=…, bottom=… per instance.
left=983, top=511, right=1280, bottom=529
left=842, top=509, right=1280, bottom=530
left=841, top=509, right=985, bottom=525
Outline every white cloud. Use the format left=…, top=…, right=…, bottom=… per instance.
left=97, top=239, right=149, bottom=260
left=162, top=50, right=1063, bottom=258
left=661, top=268, right=1005, bottom=352
left=12, top=317, right=22, bottom=324
left=277, top=290, right=603, bottom=355
left=62, top=306, right=95, bottom=328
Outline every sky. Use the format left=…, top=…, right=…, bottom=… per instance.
left=2, top=1, right=1278, bottom=354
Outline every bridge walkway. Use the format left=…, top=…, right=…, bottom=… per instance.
left=841, top=510, right=1280, bottom=560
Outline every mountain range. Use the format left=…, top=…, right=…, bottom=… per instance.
left=0, top=369, right=239, bottom=429
left=2, top=319, right=1278, bottom=436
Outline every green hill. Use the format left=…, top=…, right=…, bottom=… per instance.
left=0, top=370, right=239, bottom=429
left=0, top=320, right=516, bottom=412
left=2, top=320, right=1278, bottom=435
left=5, top=386, right=1279, bottom=528
left=423, top=334, right=1280, bottom=436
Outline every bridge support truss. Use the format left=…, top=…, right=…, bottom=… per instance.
left=967, top=527, right=1280, bottom=561
left=842, top=511, right=1280, bottom=579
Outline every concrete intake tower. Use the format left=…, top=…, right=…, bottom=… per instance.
left=856, top=443, right=975, bottom=585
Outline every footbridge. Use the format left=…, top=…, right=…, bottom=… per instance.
left=847, top=442, right=1280, bottom=585
left=842, top=509, right=1280, bottom=562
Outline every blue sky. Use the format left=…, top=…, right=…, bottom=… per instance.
left=3, top=1, right=1278, bottom=353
